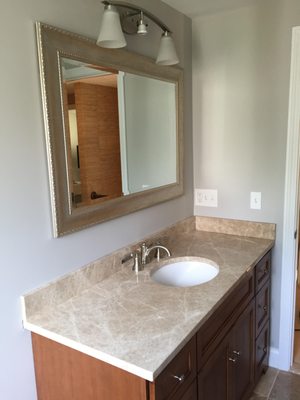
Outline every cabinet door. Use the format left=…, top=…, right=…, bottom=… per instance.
left=255, top=280, right=270, bottom=336
left=172, top=380, right=197, bottom=400
left=151, top=337, right=196, bottom=400
left=255, top=321, right=269, bottom=382
left=229, top=300, right=255, bottom=400
left=198, top=334, right=230, bottom=400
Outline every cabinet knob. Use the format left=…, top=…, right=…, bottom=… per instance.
left=232, top=350, right=240, bottom=356
left=258, top=304, right=268, bottom=311
left=228, top=357, right=237, bottom=363
left=172, top=374, right=185, bottom=383
left=258, top=346, right=267, bottom=353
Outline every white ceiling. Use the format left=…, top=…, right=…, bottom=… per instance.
left=161, top=0, right=256, bottom=18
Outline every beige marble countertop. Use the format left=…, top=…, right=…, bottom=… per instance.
left=22, top=224, right=274, bottom=382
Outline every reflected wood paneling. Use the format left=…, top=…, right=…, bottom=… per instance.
left=74, top=82, right=122, bottom=206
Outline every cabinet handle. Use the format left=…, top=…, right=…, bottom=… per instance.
left=172, top=374, right=185, bottom=383
left=232, top=350, right=240, bottom=356
left=228, top=357, right=237, bottom=363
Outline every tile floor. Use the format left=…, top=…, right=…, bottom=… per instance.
left=250, top=367, right=300, bottom=400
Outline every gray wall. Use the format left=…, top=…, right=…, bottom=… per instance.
left=192, top=0, right=300, bottom=352
left=0, top=1, right=193, bottom=398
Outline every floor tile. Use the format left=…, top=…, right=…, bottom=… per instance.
left=253, top=367, right=278, bottom=397
left=290, top=362, right=300, bottom=375
left=269, top=371, right=300, bottom=400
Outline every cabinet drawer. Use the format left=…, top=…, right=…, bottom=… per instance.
left=255, top=321, right=269, bottom=382
left=153, top=337, right=196, bottom=400
left=256, top=252, right=271, bottom=293
left=172, top=379, right=197, bottom=400
left=197, top=270, right=254, bottom=369
left=256, top=280, right=270, bottom=336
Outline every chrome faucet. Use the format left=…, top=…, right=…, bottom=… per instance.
left=141, top=242, right=171, bottom=265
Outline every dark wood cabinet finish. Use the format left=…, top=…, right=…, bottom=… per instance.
left=198, top=333, right=231, bottom=400
left=255, top=321, right=269, bottom=380
left=253, top=251, right=271, bottom=386
left=255, top=280, right=270, bottom=336
left=197, top=271, right=254, bottom=369
left=230, top=300, right=255, bottom=400
left=197, top=251, right=271, bottom=400
left=255, top=252, right=271, bottom=293
left=175, top=381, right=197, bottom=400
left=31, top=250, right=272, bottom=400
left=198, top=300, right=255, bottom=400
left=150, top=337, right=196, bottom=400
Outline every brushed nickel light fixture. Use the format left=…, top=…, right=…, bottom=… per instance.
left=97, top=1, right=179, bottom=65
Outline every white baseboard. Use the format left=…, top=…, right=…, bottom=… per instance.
left=268, top=346, right=290, bottom=371
left=268, top=346, right=281, bottom=369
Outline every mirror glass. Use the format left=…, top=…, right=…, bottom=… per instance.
left=36, top=23, right=183, bottom=237
left=61, top=57, right=177, bottom=208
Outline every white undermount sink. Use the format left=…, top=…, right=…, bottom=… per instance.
left=150, top=258, right=219, bottom=288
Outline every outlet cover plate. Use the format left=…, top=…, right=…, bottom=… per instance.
left=195, top=189, right=218, bottom=207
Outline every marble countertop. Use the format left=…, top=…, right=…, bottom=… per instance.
left=22, top=227, right=274, bottom=382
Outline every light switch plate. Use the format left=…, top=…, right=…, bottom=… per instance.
left=195, top=189, right=218, bottom=207
left=250, top=192, right=261, bottom=210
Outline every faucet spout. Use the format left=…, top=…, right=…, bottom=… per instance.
left=141, top=243, right=171, bottom=265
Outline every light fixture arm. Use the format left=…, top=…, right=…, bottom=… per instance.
left=102, top=1, right=172, bottom=33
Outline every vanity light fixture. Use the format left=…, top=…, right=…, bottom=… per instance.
left=97, top=1, right=179, bottom=65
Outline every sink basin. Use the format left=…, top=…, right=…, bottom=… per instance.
left=150, top=258, right=219, bottom=287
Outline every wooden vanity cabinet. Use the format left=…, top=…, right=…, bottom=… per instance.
left=149, top=337, right=197, bottom=400
left=254, top=252, right=271, bottom=381
left=197, top=251, right=271, bottom=400
left=31, top=251, right=271, bottom=400
left=197, top=283, right=255, bottom=400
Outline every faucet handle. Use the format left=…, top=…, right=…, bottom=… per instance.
left=132, top=253, right=142, bottom=274
left=121, top=252, right=135, bottom=264
left=121, top=252, right=142, bottom=274
left=141, top=242, right=147, bottom=252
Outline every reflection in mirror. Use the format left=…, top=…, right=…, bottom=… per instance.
left=36, top=22, right=183, bottom=237
left=61, top=57, right=177, bottom=209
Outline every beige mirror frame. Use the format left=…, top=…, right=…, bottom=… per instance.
left=36, top=22, right=183, bottom=237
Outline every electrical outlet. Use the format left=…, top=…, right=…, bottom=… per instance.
left=195, top=189, right=218, bottom=207
left=250, top=192, right=261, bottom=210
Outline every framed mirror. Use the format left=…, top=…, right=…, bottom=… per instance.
left=36, top=22, right=183, bottom=237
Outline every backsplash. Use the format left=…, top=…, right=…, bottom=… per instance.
left=196, top=216, right=276, bottom=240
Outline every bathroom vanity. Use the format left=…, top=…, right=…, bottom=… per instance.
left=22, top=217, right=274, bottom=400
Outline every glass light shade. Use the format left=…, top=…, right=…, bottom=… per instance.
left=97, top=5, right=127, bottom=48
left=156, top=31, right=179, bottom=66
left=137, top=12, right=147, bottom=35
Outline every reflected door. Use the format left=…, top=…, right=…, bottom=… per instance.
left=73, top=82, right=122, bottom=206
